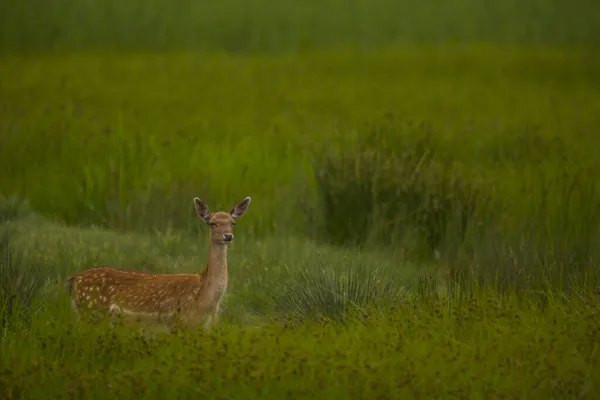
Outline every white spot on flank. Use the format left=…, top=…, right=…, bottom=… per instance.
left=109, top=304, right=121, bottom=313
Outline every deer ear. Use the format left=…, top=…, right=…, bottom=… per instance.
left=194, top=198, right=211, bottom=223
left=230, top=197, right=251, bottom=219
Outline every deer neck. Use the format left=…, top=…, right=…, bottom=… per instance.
left=201, top=242, right=229, bottom=304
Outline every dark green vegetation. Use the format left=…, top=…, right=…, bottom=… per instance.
left=1, top=215, right=600, bottom=398
left=1, top=0, right=600, bottom=53
left=2, top=1, right=600, bottom=397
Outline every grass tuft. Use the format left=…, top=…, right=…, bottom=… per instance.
left=264, top=248, right=411, bottom=323
left=0, top=227, right=54, bottom=331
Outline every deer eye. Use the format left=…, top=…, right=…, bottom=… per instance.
left=232, top=222, right=237, bottom=226
left=209, top=222, right=217, bottom=228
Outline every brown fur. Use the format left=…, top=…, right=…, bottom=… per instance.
left=67, top=197, right=251, bottom=331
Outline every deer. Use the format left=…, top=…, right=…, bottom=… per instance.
left=66, top=196, right=251, bottom=332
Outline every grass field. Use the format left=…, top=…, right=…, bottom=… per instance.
left=2, top=212, right=600, bottom=398
left=2, top=0, right=600, bottom=397
left=1, top=0, right=600, bottom=53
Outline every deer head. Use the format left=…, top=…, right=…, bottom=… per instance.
left=194, top=197, right=251, bottom=245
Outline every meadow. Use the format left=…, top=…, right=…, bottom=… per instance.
left=2, top=0, right=600, bottom=398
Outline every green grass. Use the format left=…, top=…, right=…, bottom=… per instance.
left=2, top=29, right=600, bottom=398
left=1, top=0, right=600, bottom=54
left=1, top=216, right=600, bottom=398
left=1, top=46, right=599, bottom=233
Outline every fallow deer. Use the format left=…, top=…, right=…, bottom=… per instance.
left=67, top=196, right=251, bottom=331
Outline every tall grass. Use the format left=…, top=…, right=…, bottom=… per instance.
left=1, top=47, right=600, bottom=293
left=0, top=218, right=599, bottom=398
left=1, top=47, right=598, bottom=232
left=1, top=40, right=600, bottom=395
left=0, top=227, right=54, bottom=332
left=314, top=127, right=600, bottom=293
left=1, top=0, right=600, bottom=54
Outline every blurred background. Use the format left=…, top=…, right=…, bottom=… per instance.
left=1, top=0, right=600, bottom=306
left=1, top=0, right=599, bottom=53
